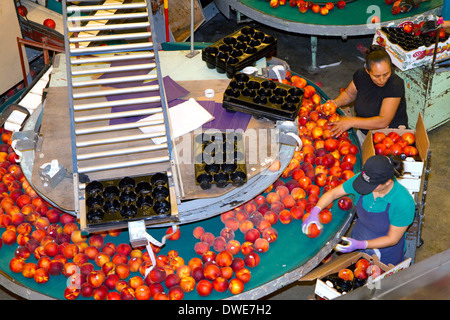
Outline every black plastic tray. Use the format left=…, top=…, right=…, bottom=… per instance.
left=194, top=132, right=247, bottom=190
left=202, top=26, right=277, bottom=78
left=84, top=173, right=172, bottom=227
left=222, top=73, right=304, bottom=121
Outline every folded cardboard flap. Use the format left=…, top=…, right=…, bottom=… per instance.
left=298, top=252, right=393, bottom=282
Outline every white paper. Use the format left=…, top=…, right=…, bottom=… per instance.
left=138, top=98, right=214, bottom=144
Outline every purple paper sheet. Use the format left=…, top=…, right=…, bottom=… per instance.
left=201, top=101, right=251, bottom=131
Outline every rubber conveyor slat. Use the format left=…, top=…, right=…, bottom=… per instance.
left=61, top=0, right=179, bottom=231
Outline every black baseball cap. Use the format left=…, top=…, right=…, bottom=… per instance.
left=353, top=155, right=395, bottom=195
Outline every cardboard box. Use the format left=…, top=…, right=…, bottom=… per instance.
left=299, top=252, right=411, bottom=300
left=362, top=113, right=430, bottom=178
left=372, top=17, right=450, bottom=71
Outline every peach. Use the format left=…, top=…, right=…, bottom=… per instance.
left=0, top=214, right=12, bottom=228
left=60, top=213, right=76, bottom=225
left=188, top=257, right=203, bottom=271
left=228, top=278, right=245, bottom=295
left=10, top=212, right=25, bottom=227
left=191, top=266, right=204, bottom=282
left=270, top=201, right=285, bottom=214
left=231, top=257, right=245, bottom=272
left=73, top=253, right=89, bottom=266
left=101, top=261, right=116, bottom=276
left=115, top=280, right=129, bottom=293
left=134, top=284, right=152, bottom=300
left=21, top=262, right=38, bottom=279
left=224, top=217, right=240, bottom=231
left=212, top=276, right=229, bottom=293
left=193, top=226, right=205, bottom=239
left=63, top=262, right=79, bottom=277
left=34, top=216, right=49, bottom=230
left=220, top=211, right=235, bottom=224
left=107, top=229, right=121, bottom=237
left=2, top=228, right=17, bottom=246
left=235, top=209, right=249, bottom=222
left=279, top=209, right=293, bottom=224
left=104, top=274, right=120, bottom=290
left=211, top=236, right=226, bottom=252
left=244, top=228, right=260, bottom=243
left=129, top=275, right=144, bottom=290
left=266, top=192, right=281, bottom=205
left=166, top=226, right=181, bottom=241
left=281, top=194, right=296, bottom=209
left=244, top=252, right=260, bottom=268
left=256, top=219, right=271, bottom=233
left=34, top=268, right=50, bottom=284
left=9, top=257, right=26, bottom=273
left=79, top=262, right=95, bottom=277
left=116, top=243, right=132, bottom=256
left=45, top=209, right=60, bottom=224
left=165, top=273, right=181, bottom=289
left=130, top=249, right=143, bottom=259
left=44, top=241, right=60, bottom=257
left=226, top=239, right=241, bottom=256
left=147, top=266, right=166, bottom=284
left=70, top=230, right=85, bottom=244
left=194, top=241, right=210, bottom=255
left=264, top=210, right=278, bottom=225
left=290, top=205, right=305, bottom=220
left=196, top=279, right=213, bottom=297
left=220, top=227, right=235, bottom=242
left=16, top=222, right=32, bottom=235
left=85, top=246, right=100, bottom=260
left=200, top=232, right=215, bottom=246
left=37, top=255, right=51, bottom=270
left=203, top=263, right=220, bottom=281
left=95, top=252, right=110, bottom=267
left=254, top=238, right=269, bottom=253
left=129, top=257, right=143, bottom=273
left=120, top=286, right=135, bottom=300
left=93, top=285, right=108, bottom=300
left=139, top=261, right=153, bottom=277
left=14, top=245, right=31, bottom=260
left=88, top=234, right=104, bottom=248
left=215, top=250, right=233, bottom=267
left=87, top=270, right=106, bottom=288
left=106, top=291, right=121, bottom=300
left=156, top=254, right=169, bottom=266
left=80, top=283, right=94, bottom=298
left=16, top=233, right=30, bottom=246
left=241, top=241, right=254, bottom=256
left=201, top=251, right=216, bottom=264
left=235, top=267, right=252, bottom=284
left=176, top=264, right=191, bottom=279
left=115, top=263, right=130, bottom=280
left=48, top=260, right=64, bottom=276
left=180, top=276, right=196, bottom=293
left=239, top=220, right=254, bottom=233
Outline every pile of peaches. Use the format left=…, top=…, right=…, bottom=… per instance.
left=372, top=131, right=418, bottom=157
left=0, top=75, right=359, bottom=299
left=269, top=0, right=347, bottom=15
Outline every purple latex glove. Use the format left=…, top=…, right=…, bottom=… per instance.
left=302, top=206, right=323, bottom=235
left=335, top=237, right=368, bottom=253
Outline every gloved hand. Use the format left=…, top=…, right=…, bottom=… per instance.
left=398, top=0, right=424, bottom=12
left=335, top=237, right=368, bottom=253
left=302, top=206, right=323, bottom=235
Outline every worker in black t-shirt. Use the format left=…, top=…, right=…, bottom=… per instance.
left=328, top=45, right=408, bottom=145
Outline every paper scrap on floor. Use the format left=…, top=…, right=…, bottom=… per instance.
left=138, top=98, right=214, bottom=144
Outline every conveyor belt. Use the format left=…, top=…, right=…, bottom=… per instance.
left=61, top=0, right=180, bottom=230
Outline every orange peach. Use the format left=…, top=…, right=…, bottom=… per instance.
left=129, top=275, right=144, bottom=290
left=62, top=222, right=79, bottom=236
left=34, top=268, right=50, bottom=284
left=228, top=278, right=245, bottom=295
left=235, top=267, right=252, bottom=284
left=196, top=279, right=213, bottom=297
left=203, top=263, right=221, bottom=281
left=244, top=252, right=260, bottom=268
left=239, top=220, right=254, bottom=233
left=176, top=264, right=191, bottom=279
left=135, top=284, right=152, bottom=300
left=22, top=262, right=38, bottom=279
left=219, top=227, right=235, bottom=242
left=253, top=238, right=269, bottom=253
left=226, top=239, right=241, bottom=256
left=212, top=276, right=229, bottom=293
left=180, top=276, right=196, bottom=293
left=106, top=291, right=121, bottom=300
left=193, top=226, right=205, bottom=239
left=279, top=209, right=293, bottom=224
left=215, top=250, right=233, bottom=267
left=94, top=252, right=110, bottom=267
left=188, top=257, right=203, bottom=271
left=147, top=266, right=166, bottom=284
left=115, top=263, right=130, bottom=280
left=9, top=257, right=26, bottom=273
left=87, top=270, right=106, bottom=288
left=266, top=192, right=281, bottom=205
left=224, top=217, right=240, bottom=231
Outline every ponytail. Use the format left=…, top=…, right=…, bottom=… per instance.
left=386, top=154, right=404, bottom=178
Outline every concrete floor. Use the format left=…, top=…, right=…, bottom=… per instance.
left=0, top=10, right=448, bottom=300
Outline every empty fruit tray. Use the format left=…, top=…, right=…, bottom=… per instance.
left=222, top=72, right=304, bottom=121
left=194, top=131, right=247, bottom=190
left=202, top=26, right=277, bottom=78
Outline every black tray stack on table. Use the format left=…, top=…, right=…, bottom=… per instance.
left=202, top=26, right=277, bottom=78
left=194, top=132, right=247, bottom=190
left=84, top=173, right=172, bottom=228
left=222, top=73, right=304, bottom=121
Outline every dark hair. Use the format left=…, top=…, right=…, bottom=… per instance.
left=387, top=154, right=404, bottom=178
left=365, top=45, right=392, bottom=71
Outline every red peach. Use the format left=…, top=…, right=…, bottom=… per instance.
left=220, top=227, right=235, bottom=242
left=244, top=252, right=260, bottom=268
left=87, top=270, right=106, bottom=288
left=279, top=209, right=293, bottom=224
left=44, top=242, right=60, bottom=257
left=101, top=261, right=116, bottom=276
left=34, top=268, right=50, bottom=284
left=94, top=252, right=110, bottom=267
left=226, top=240, right=241, bottom=255
left=212, top=276, right=229, bottom=293
left=116, top=280, right=129, bottom=293
left=60, top=213, right=76, bottom=225
left=220, top=266, right=234, bottom=280
left=9, top=257, right=26, bottom=273
left=264, top=210, right=278, bottom=225
left=191, top=266, right=205, bottom=282
left=88, top=234, right=104, bottom=248
left=194, top=241, right=210, bottom=255
left=135, top=284, right=152, bottom=300
left=244, top=228, right=260, bottom=243
left=93, top=285, right=108, bottom=300
left=200, top=232, right=215, bottom=246
left=235, top=209, right=249, bottom=222
left=79, top=262, right=94, bottom=277
left=106, top=291, right=121, bottom=300
left=120, top=286, right=135, bottom=300
left=45, top=209, right=61, bottom=224
left=225, top=217, right=240, bottom=231
left=220, top=211, right=235, bottom=224
left=165, top=273, right=181, bottom=289
left=235, top=267, right=252, bottom=284
left=48, top=259, right=64, bottom=276
left=228, top=278, right=245, bottom=295
left=80, top=283, right=94, bottom=298
left=290, top=205, right=305, bottom=220
left=116, top=243, right=132, bottom=256
left=215, top=250, right=233, bottom=267
left=196, top=279, right=213, bottom=297
left=212, top=236, right=227, bottom=252
left=240, top=241, right=254, bottom=255
left=203, top=263, right=220, bottom=281
left=147, top=266, right=166, bottom=283
left=230, top=257, right=246, bottom=272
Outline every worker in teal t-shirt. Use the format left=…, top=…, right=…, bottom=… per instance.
left=302, top=155, right=415, bottom=265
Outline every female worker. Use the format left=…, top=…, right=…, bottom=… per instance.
left=302, top=155, right=415, bottom=266
left=328, top=45, right=408, bottom=146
